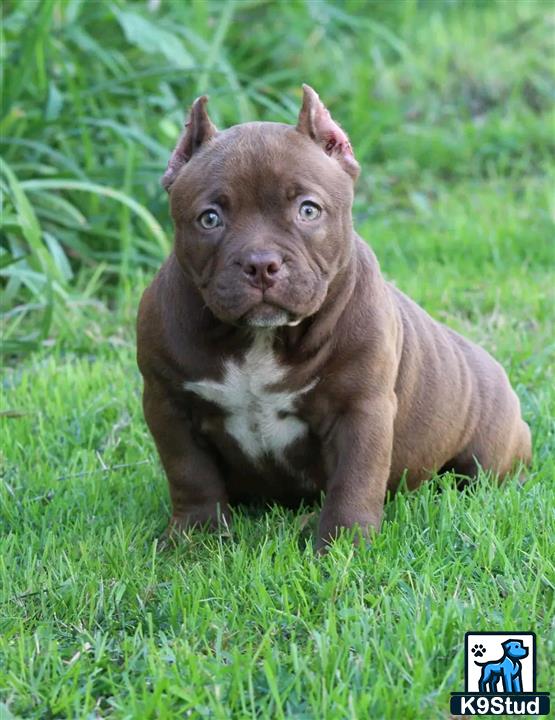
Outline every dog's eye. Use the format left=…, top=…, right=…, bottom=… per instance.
left=298, top=201, right=321, bottom=222
left=198, top=210, right=222, bottom=229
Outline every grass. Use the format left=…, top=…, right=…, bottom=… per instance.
left=1, top=0, right=554, bottom=717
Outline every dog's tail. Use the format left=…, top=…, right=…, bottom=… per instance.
left=474, top=657, right=503, bottom=667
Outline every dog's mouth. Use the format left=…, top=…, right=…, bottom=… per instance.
left=241, top=302, right=301, bottom=328
left=200, top=266, right=328, bottom=328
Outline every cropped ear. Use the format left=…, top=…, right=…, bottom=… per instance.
left=162, top=96, right=218, bottom=191
left=296, top=84, right=359, bottom=180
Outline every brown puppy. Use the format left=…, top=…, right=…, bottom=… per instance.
left=137, top=85, right=531, bottom=550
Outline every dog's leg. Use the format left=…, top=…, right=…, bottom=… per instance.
left=143, top=380, right=229, bottom=534
left=513, top=674, right=522, bottom=693
left=491, top=674, right=502, bottom=693
left=479, top=665, right=497, bottom=694
left=316, top=396, right=395, bottom=551
left=447, top=419, right=531, bottom=483
left=503, top=671, right=514, bottom=693
left=448, top=363, right=532, bottom=483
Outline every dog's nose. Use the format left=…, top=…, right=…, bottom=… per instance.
left=241, top=251, right=283, bottom=289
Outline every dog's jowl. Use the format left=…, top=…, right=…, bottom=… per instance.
left=137, top=85, right=531, bottom=550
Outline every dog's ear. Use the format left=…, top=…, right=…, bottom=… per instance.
left=162, top=96, right=218, bottom=191
left=296, top=84, right=359, bottom=180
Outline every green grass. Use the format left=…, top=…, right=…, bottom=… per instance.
left=1, top=0, right=554, bottom=717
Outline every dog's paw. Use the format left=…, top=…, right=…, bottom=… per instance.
left=161, top=504, right=232, bottom=545
left=316, top=510, right=378, bottom=555
left=471, top=643, right=486, bottom=658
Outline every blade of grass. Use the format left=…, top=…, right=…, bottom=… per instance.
left=19, top=179, right=170, bottom=257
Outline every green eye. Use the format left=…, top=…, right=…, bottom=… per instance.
left=299, top=201, right=321, bottom=221
left=198, top=210, right=222, bottom=229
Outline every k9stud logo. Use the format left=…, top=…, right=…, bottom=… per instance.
left=450, top=632, right=550, bottom=715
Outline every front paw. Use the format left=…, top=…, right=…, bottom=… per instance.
left=316, top=508, right=380, bottom=554
left=166, top=502, right=231, bottom=537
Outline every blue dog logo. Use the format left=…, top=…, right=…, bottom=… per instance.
left=474, top=639, right=529, bottom=693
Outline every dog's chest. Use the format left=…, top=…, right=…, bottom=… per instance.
left=184, top=333, right=314, bottom=463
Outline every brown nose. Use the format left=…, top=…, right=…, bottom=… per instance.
left=242, top=251, right=283, bottom=289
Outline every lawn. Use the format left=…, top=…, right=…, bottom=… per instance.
left=1, top=1, right=554, bottom=718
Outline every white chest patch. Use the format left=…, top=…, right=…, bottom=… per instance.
left=184, top=332, right=316, bottom=463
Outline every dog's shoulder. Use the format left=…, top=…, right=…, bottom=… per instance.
left=137, top=253, right=204, bottom=383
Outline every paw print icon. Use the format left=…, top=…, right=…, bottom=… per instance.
left=471, top=643, right=486, bottom=658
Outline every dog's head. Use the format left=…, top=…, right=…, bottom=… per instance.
left=502, top=640, right=529, bottom=659
left=162, top=85, right=359, bottom=328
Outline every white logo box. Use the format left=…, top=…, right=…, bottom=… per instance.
left=465, top=632, right=535, bottom=693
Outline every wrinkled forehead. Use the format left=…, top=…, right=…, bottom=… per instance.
left=175, top=122, right=353, bottom=208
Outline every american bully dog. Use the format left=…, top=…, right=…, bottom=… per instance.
left=137, top=85, right=531, bottom=550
